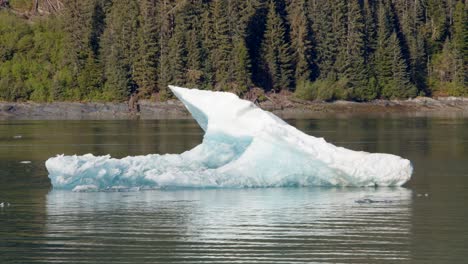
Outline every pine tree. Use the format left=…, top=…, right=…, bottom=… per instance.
left=393, top=0, right=427, bottom=93
left=200, top=8, right=215, bottom=89
left=210, top=0, right=232, bottom=89
left=184, top=0, right=204, bottom=88
left=62, top=0, right=98, bottom=98
left=185, top=29, right=204, bottom=88
left=227, top=0, right=254, bottom=93
left=260, top=0, right=294, bottom=92
left=101, top=0, right=139, bottom=100
left=375, top=1, right=416, bottom=99
left=345, top=0, right=374, bottom=101
left=381, top=33, right=417, bottom=98
left=103, top=47, right=128, bottom=100
left=452, top=0, right=467, bottom=87
left=134, top=0, right=159, bottom=97
left=331, top=0, right=348, bottom=79
left=156, top=0, right=176, bottom=99
left=232, top=36, right=251, bottom=93
left=311, top=0, right=335, bottom=80
left=427, top=0, right=448, bottom=47
left=77, top=51, right=102, bottom=99
left=287, top=0, right=314, bottom=83
left=167, top=13, right=187, bottom=86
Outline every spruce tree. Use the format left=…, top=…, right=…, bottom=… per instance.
left=228, top=0, right=254, bottom=93
left=453, top=0, right=467, bottom=87
left=232, top=37, right=251, bottom=93
left=167, top=13, right=187, bottom=86
left=345, top=0, right=375, bottom=101
left=77, top=51, right=102, bottom=99
left=393, top=0, right=427, bottom=93
left=312, top=0, right=335, bottom=80
left=377, top=31, right=417, bottom=99
left=134, top=0, right=159, bottom=97
left=210, top=0, right=232, bottom=89
left=62, top=0, right=97, bottom=99
left=331, top=0, right=348, bottom=79
left=184, top=0, right=204, bottom=88
left=287, top=0, right=314, bottom=83
left=200, top=8, right=215, bottom=89
left=100, top=0, right=139, bottom=100
left=156, top=0, right=175, bottom=98
left=260, top=0, right=293, bottom=92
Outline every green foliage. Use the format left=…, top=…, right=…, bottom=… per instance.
left=0, top=11, right=69, bottom=102
left=295, top=79, right=349, bottom=101
left=260, top=0, right=294, bottom=92
left=0, top=0, right=466, bottom=102
left=287, top=0, right=314, bottom=82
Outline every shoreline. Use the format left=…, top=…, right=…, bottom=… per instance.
left=1, top=96, right=468, bottom=120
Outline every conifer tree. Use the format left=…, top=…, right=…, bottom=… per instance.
left=184, top=0, right=204, bottom=88
left=62, top=0, right=97, bottom=98
left=375, top=1, right=416, bottom=98
left=312, top=0, right=335, bottom=80
left=227, top=0, right=254, bottom=93
left=232, top=37, right=251, bottom=93
left=331, top=0, right=348, bottom=79
left=453, top=0, right=467, bottom=87
left=101, top=0, right=139, bottom=100
left=345, top=0, right=375, bottom=101
left=200, top=8, right=215, bottom=89
left=287, top=0, right=314, bottom=83
left=167, top=13, right=187, bottom=86
left=156, top=0, right=174, bottom=98
left=260, top=0, right=294, bottom=92
left=77, top=51, right=102, bottom=99
left=210, top=0, right=232, bottom=89
left=134, top=0, right=159, bottom=97
left=382, top=32, right=417, bottom=98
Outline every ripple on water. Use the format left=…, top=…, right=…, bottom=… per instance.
left=0, top=188, right=414, bottom=263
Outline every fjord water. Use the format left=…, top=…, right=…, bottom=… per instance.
left=0, top=117, right=467, bottom=263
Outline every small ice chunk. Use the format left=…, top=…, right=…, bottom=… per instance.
left=13, top=135, right=22, bottom=139
left=0, top=202, right=10, bottom=208
left=20, top=161, right=31, bottom=164
left=72, top=185, right=98, bottom=192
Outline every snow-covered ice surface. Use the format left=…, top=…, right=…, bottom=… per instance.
left=46, top=86, right=413, bottom=191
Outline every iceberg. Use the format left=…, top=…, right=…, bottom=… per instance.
left=46, top=86, right=413, bottom=190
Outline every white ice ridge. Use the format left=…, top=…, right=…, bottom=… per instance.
left=46, top=86, right=413, bottom=190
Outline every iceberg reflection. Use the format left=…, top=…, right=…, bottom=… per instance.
left=44, top=187, right=412, bottom=263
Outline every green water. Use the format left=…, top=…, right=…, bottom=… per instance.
left=0, top=118, right=467, bottom=263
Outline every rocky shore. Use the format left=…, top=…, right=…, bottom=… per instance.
left=1, top=96, right=468, bottom=120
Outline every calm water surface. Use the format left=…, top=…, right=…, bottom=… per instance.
left=0, top=118, right=467, bottom=263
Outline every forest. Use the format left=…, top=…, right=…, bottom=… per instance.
left=0, top=0, right=466, bottom=102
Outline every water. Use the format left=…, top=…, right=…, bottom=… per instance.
left=1, top=118, right=467, bottom=263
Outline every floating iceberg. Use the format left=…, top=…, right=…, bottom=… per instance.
left=46, top=86, right=413, bottom=190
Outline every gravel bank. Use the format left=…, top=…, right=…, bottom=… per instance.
left=1, top=96, right=467, bottom=120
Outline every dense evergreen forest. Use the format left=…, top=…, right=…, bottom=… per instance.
left=0, top=0, right=467, bottom=102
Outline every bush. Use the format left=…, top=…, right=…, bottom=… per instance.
left=351, top=77, right=379, bottom=101
left=294, top=79, right=350, bottom=101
